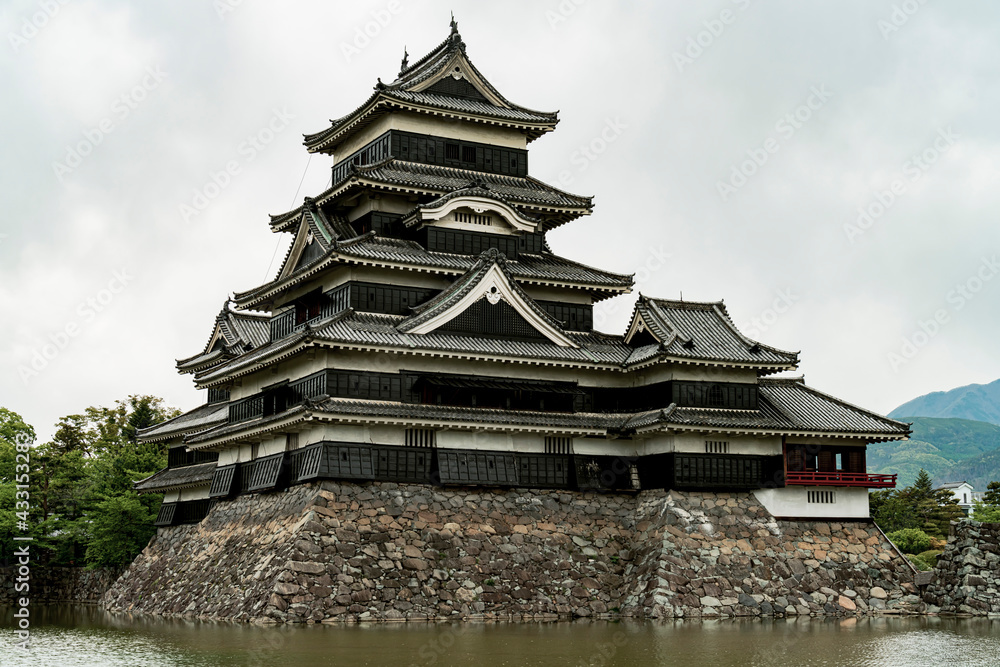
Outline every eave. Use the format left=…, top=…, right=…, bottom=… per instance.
left=192, top=335, right=629, bottom=390
left=186, top=406, right=607, bottom=450
left=635, top=421, right=911, bottom=442
left=232, top=247, right=630, bottom=311
left=303, top=93, right=557, bottom=155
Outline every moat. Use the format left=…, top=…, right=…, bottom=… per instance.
left=3, top=606, right=1000, bottom=666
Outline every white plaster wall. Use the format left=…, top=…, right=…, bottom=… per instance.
left=573, top=437, right=639, bottom=457
left=671, top=433, right=781, bottom=456
left=178, top=486, right=211, bottom=502
left=633, top=434, right=674, bottom=456
left=217, top=448, right=239, bottom=466
left=438, top=431, right=514, bottom=452
left=161, top=490, right=180, bottom=503
left=754, top=486, right=870, bottom=519
left=259, top=434, right=287, bottom=457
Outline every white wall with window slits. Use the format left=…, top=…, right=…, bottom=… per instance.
left=754, top=486, right=869, bottom=519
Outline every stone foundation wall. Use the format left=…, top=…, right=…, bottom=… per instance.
left=623, top=490, right=919, bottom=618
left=103, top=482, right=919, bottom=623
left=0, top=566, right=119, bottom=604
left=922, top=520, right=1000, bottom=615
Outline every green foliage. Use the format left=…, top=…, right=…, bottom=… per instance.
left=85, top=493, right=157, bottom=569
left=911, top=469, right=933, bottom=499
left=872, top=469, right=965, bottom=538
left=983, top=481, right=1000, bottom=506
left=972, top=502, right=1000, bottom=523
left=917, top=550, right=942, bottom=567
left=906, top=554, right=932, bottom=571
left=870, top=489, right=920, bottom=533
left=886, top=528, right=933, bottom=554
left=0, top=397, right=177, bottom=569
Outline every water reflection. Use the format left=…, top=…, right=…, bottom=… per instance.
left=2, top=606, right=999, bottom=667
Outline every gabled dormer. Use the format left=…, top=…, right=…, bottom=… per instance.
left=401, top=182, right=541, bottom=235
left=399, top=248, right=578, bottom=347
left=623, top=296, right=799, bottom=373
left=176, top=301, right=269, bottom=375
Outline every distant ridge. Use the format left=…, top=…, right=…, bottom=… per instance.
left=889, top=379, right=1000, bottom=426
left=867, top=416, right=1000, bottom=489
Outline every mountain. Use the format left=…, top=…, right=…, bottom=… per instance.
left=868, top=416, right=1000, bottom=490
left=888, top=379, right=1000, bottom=425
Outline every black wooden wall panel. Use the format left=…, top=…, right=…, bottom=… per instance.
left=209, top=465, right=238, bottom=498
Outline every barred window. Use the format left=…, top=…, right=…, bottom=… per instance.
left=544, top=436, right=573, bottom=455
left=807, top=490, right=836, bottom=504
left=455, top=211, right=492, bottom=226
left=705, top=440, right=729, bottom=454
left=405, top=429, right=436, bottom=448
left=707, top=385, right=724, bottom=407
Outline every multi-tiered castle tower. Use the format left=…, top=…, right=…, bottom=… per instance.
left=136, top=20, right=908, bottom=529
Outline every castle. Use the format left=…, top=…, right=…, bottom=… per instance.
left=135, top=18, right=908, bottom=528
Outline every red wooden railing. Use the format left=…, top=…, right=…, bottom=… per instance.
left=785, top=471, right=897, bottom=488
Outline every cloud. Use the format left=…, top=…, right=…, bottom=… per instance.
left=3, top=0, right=1000, bottom=440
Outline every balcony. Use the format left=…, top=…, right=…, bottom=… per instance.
left=785, top=471, right=897, bottom=489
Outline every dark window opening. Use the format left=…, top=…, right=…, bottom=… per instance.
left=462, top=146, right=476, bottom=163
left=294, top=289, right=324, bottom=325
left=707, top=385, right=724, bottom=407
left=445, top=143, right=459, bottom=160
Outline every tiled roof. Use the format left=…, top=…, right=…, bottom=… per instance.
left=398, top=248, right=570, bottom=336
left=134, top=462, right=217, bottom=493
left=757, top=378, right=911, bottom=435
left=270, top=160, right=591, bottom=234
left=186, top=375, right=910, bottom=447
left=303, top=25, right=557, bottom=154
left=385, top=89, right=556, bottom=123
left=136, top=402, right=229, bottom=443
left=232, top=236, right=632, bottom=309
left=627, top=297, right=799, bottom=369
left=638, top=377, right=910, bottom=439
left=401, top=183, right=541, bottom=226
left=192, top=309, right=635, bottom=385
left=176, top=301, right=270, bottom=373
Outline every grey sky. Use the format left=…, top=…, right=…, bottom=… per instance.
left=2, top=0, right=998, bottom=442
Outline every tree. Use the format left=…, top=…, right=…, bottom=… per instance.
left=0, top=409, right=36, bottom=564
left=870, top=489, right=920, bottom=533
left=0, top=397, right=177, bottom=568
left=85, top=493, right=157, bottom=568
left=972, top=502, right=1000, bottom=522
left=871, top=469, right=966, bottom=537
left=983, top=481, right=1000, bottom=507
left=911, top=468, right=934, bottom=501
left=886, top=528, right=932, bottom=554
